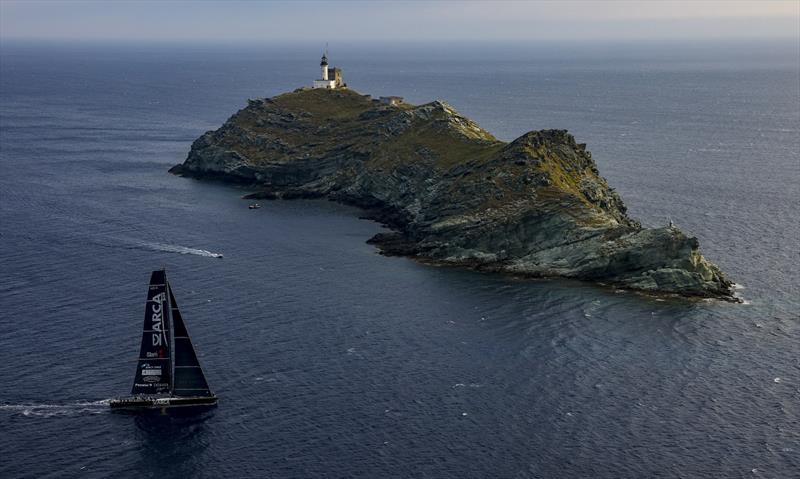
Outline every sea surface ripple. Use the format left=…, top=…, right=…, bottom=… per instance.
left=0, top=42, right=798, bottom=478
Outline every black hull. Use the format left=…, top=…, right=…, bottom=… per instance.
left=109, top=395, right=217, bottom=411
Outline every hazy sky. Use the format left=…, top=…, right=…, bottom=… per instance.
left=1, top=0, right=798, bottom=43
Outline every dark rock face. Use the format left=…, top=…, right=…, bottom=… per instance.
left=171, top=88, right=736, bottom=300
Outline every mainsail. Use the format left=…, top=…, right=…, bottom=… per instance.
left=168, top=283, right=213, bottom=397
left=131, top=270, right=172, bottom=395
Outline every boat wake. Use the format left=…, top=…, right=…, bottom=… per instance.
left=0, top=399, right=110, bottom=417
left=136, top=241, right=224, bottom=258
left=92, top=236, right=224, bottom=258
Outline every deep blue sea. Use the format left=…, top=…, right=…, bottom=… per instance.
left=1, top=41, right=798, bottom=478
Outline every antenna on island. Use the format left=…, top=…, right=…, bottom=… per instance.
left=325, top=42, right=329, bottom=57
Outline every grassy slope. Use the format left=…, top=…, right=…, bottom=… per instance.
left=273, top=88, right=375, bottom=120
left=230, top=89, right=610, bottom=222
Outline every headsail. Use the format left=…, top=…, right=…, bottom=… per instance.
left=131, top=270, right=172, bottom=395
left=169, top=284, right=213, bottom=397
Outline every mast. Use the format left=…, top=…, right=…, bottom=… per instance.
left=166, top=271, right=176, bottom=394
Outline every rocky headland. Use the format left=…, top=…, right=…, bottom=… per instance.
left=170, top=88, right=736, bottom=300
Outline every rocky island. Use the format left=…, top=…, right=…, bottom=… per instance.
left=170, top=88, right=736, bottom=300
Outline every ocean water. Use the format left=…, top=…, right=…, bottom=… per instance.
left=0, top=41, right=798, bottom=478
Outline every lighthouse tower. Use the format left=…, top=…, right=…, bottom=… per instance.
left=320, top=53, right=329, bottom=81
left=312, top=50, right=344, bottom=89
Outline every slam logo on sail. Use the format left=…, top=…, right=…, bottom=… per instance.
left=151, top=292, right=166, bottom=347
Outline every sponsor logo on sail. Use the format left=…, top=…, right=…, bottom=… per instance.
left=151, top=292, right=166, bottom=347
left=141, top=363, right=162, bottom=383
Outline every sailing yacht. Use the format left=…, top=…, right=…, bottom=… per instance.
left=110, top=269, right=217, bottom=410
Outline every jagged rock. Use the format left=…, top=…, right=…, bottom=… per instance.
left=170, top=88, right=736, bottom=300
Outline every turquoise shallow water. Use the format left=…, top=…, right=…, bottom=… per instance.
left=0, top=41, right=798, bottom=478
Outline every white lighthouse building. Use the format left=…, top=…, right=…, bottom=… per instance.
left=313, top=52, right=344, bottom=89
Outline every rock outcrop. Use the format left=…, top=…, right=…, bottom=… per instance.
left=170, top=88, right=736, bottom=300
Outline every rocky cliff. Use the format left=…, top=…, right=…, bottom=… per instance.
left=170, top=88, right=735, bottom=300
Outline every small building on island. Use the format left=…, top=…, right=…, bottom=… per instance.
left=313, top=53, right=345, bottom=89
left=379, top=96, right=404, bottom=106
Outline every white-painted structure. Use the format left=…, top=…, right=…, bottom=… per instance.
left=379, top=96, right=404, bottom=106
left=312, top=53, right=344, bottom=89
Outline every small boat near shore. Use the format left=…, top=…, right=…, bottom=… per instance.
left=248, top=203, right=261, bottom=209
left=110, top=269, right=217, bottom=411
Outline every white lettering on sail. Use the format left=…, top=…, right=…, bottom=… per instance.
left=151, top=292, right=167, bottom=347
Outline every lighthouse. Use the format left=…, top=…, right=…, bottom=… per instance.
left=312, top=51, right=345, bottom=89
left=320, top=53, right=329, bottom=81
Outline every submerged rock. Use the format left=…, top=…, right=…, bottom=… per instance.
left=170, top=88, right=735, bottom=300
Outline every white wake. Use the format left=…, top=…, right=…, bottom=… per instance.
left=134, top=241, right=224, bottom=258
left=0, top=399, right=111, bottom=417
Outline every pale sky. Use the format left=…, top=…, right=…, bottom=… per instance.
left=1, top=0, right=798, bottom=42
